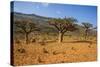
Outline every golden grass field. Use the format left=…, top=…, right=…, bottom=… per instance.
left=13, top=36, right=97, bottom=66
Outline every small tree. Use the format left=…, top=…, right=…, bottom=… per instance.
left=48, top=17, right=78, bottom=43
left=15, top=19, right=38, bottom=44
left=82, top=22, right=93, bottom=40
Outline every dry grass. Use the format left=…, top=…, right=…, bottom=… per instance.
left=13, top=36, right=97, bottom=66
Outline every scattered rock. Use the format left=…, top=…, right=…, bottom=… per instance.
left=43, top=48, right=49, bottom=54
left=61, top=61, right=65, bottom=63
left=40, top=42, right=46, bottom=46
left=71, top=47, right=76, bottom=51
left=15, top=40, right=21, bottom=44
left=88, top=45, right=91, bottom=48
left=31, top=39, right=36, bottom=43
left=37, top=56, right=45, bottom=63
left=17, top=48, right=26, bottom=53
left=53, top=51, right=60, bottom=55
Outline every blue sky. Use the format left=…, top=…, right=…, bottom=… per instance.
left=12, top=1, right=97, bottom=27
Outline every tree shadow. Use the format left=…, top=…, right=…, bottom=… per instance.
left=45, top=40, right=57, bottom=43
left=41, top=40, right=96, bottom=45
left=63, top=40, right=96, bottom=44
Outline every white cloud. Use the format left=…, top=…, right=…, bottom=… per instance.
left=41, top=3, right=49, bottom=7
left=35, top=3, right=49, bottom=9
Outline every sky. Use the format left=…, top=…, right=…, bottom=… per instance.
left=11, top=1, right=97, bottom=27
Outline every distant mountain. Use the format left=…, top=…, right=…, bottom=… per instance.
left=12, top=12, right=51, bottom=26
left=13, top=12, right=50, bottom=20
left=12, top=12, right=57, bottom=33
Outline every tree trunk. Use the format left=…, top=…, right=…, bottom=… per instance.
left=25, top=33, right=29, bottom=44
left=85, top=29, right=88, bottom=40
left=58, top=31, right=63, bottom=43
